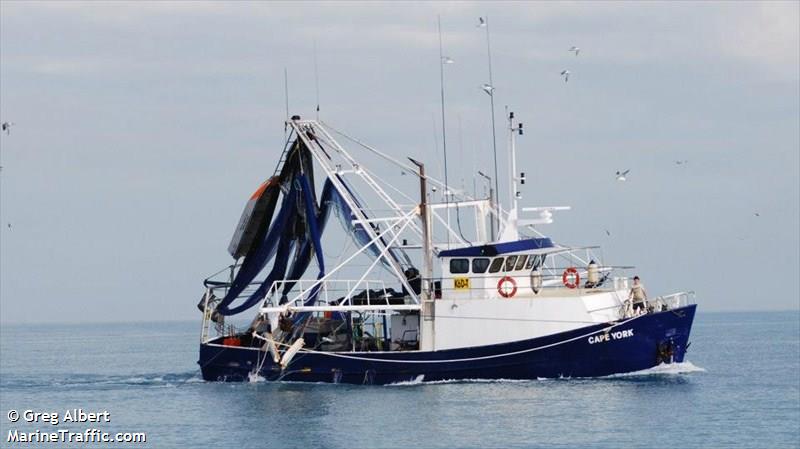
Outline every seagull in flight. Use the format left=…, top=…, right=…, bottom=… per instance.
left=560, top=69, right=570, bottom=82
left=754, top=212, right=760, bottom=217
left=674, top=160, right=688, bottom=165
left=442, top=56, right=455, bottom=65
left=569, top=46, right=580, bottom=56
left=1, top=122, right=13, bottom=135
left=615, top=170, right=630, bottom=181
left=477, top=17, right=486, bottom=28
left=481, top=83, right=495, bottom=95
left=605, top=229, right=611, bottom=236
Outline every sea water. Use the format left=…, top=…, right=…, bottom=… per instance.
left=0, top=312, right=798, bottom=448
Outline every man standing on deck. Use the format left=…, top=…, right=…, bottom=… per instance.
left=629, top=276, right=648, bottom=314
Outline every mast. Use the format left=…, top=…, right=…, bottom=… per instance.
left=410, top=157, right=434, bottom=351
left=478, top=170, right=495, bottom=241
left=508, top=110, right=523, bottom=215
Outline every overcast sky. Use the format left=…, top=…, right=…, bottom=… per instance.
left=1, top=1, right=798, bottom=323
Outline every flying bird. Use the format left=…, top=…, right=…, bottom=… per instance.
left=442, top=56, right=455, bottom=65
left=6, top=223, right=11, bottom=230
left=674, top=160, right=688, bottom=165
left=1, top=122, right=13, bottom=135
left=754, top=212, right=760, bottom=217
left=569, top=46, right=580, bottom=56
left=560, top=69, right=570, bottom=82
left=477, top=17, right=486, bottom=28
left=481, top=83, right=495, bottom=95
left=605, top=229, right=611, bottom=236
left=615, top=170, right=630, bottom=181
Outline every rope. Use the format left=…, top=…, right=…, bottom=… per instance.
left=252, top=338, right=272, bottom=376
left=322, top=232, right=353, bottom=263
left=322, top=120, right=473, bottom=200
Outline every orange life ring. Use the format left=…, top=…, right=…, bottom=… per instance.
left=562, top=267, right=580, bottom=289
left=497, top=276, right=517, bottom=298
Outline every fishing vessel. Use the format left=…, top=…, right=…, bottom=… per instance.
left=196, top=115, right=696, bottom=384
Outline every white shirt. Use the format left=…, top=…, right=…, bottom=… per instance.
left=630, top=283, right=647, bottom=302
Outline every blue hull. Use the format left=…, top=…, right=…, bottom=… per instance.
left=198, top=305, right=696, bottom=384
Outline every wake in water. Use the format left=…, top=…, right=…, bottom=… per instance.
left=389, top=376, right=547, bottom=387
left=247, top=372, right=266, bottom=383
left=385, top=361, right=706, bottom=386
left=603, top=360, right=706, bottom=378
left=2, top=371, right=203, bottom=390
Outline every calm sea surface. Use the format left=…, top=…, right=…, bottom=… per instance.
left=1, top=311, right=798, bottom=448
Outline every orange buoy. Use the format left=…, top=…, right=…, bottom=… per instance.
left=497, top=276, right=518, bottom=298
left=562, top=267, right=580, bottom=289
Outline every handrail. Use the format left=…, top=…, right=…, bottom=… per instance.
left=648, top=291, right=695, bottom=309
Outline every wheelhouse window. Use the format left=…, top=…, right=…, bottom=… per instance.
left=504, top=255, right=518, bottom=271
left=526, top=254, right=547, bottom=270
left=488, top=257, right=505, bottom=273
left=449, top=258, right=470, bottom=274
left=472, top=258, right=490, bottom=274
left=514, top=255, right=528, bottom=271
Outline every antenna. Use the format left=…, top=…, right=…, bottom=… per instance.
left=479, top=15, right=500, bottom=240
left=284, top=67, right=290, bottom=136
left=438, top=15, right=451, bottom=246
left=313, top=39, right=320, bottom=120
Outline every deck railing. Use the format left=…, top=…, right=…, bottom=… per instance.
left=617, top=291, right=695, bottom=318
left=648, top=291, right=695, bottom=311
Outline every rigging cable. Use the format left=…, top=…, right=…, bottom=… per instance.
left=453, top=114, right=472, bottom=245
left=321, top=121, right=486, bottom=246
